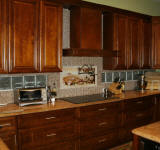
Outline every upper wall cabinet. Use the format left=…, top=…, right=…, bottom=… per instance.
left=9, top=0, right=40, bottom=73
left=141, top=19, right=152, bottom=69
left=127, top=16, right=142, bottom=69
left=0, top=0, right=62, bottom=74
left=0, top=0, right=8, bottom=73
left=64, top=6, right=102, bottom=56
left=152, top=17, right=160, bottom=69
left=103, top=13, right=128, bottom=70
left=40, top=1, right=62, bottom=72
left=103, top=12, right=150, bottom=70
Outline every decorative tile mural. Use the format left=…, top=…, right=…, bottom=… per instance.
left=60, top=66, right=97, bottom=89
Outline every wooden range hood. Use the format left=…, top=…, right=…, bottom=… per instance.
left=62, top=5, right=120, bottom=58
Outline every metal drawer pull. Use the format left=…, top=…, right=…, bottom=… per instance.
left=45, top=117, right=56, bottom=120
left=99, top=122, right=107, bottom=126
left=46, top=133, right=56, bottom=137
left=0, top=123, right=11, bottom=128
left=136, top=113, right=144, bottom=117
left=137, top=101, right=143, bottom=104
left=98, top=138, right=107, bottom=143
left=98, top=108, right=107, bottom=111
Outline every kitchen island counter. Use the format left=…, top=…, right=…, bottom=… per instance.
left=0, top=138, right=9, bottom=150
left=132, top=121, right=160, bottom=150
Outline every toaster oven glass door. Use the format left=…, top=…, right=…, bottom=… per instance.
left=19, top=89, right=42, bottom=101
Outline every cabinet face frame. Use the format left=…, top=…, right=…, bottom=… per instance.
left=0, top=0, right=8, bottom=73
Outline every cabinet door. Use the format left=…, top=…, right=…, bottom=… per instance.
left=152, top=17, right=160, bottom=69
left=0, top=0, right=8, bottom=73
left=127, top=17, right=142, bottom=69
left=114, top=14, right=128, bottom=69
left=103, top=13, right=128, bottom=70
left=40, top=1, right=62, bottom=72
left=141, top=20, right=152, bottom=69
left=9, top=0, right=39, bottom=73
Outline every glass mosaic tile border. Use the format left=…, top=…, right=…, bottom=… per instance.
left=0, top=75, right=47, bottom=90
left=102, top=69, right=155, bottom=83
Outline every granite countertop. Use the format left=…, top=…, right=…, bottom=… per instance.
left=0, top=138, right=9, bottom=150
left=0, top=90, right=160, bottom=118
left=132, top=121, right=160, bottom=144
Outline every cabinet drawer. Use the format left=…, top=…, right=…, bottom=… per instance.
left=22, top=140, right=76, bottom=150
left=80, top=102, right=121, bottom=119
left=80, top=114, right=121, bottom=137
left=19, top=123, right=76, bottom=148
left=18, top=108, right=75, bottom=129
left=125, top=109, right=153, bottom=126
left=125, top=97, right=153, bottom=111
left=0, top=117, right=16, bottom=133
left=80, top=130, right=118, bottom=150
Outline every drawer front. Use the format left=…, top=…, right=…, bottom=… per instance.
left=18, top=108, right=75, bottom=129
left=125, top=109, right=153, bottom=126
left=0, top=117, right=16, bottom=133
left=80, top=114, right=121, bottom=137
left=80, top=130, right=118, bottom=150
left=80, top=102, right=121, bottom=119
left=22, top=141, right=76, bottom=150
left=19, top=123, right=76, bottom=148
left=125, top=97, right=153, bottom=111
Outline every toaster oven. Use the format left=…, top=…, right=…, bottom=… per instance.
left=14, top=88, right=47, bottom=106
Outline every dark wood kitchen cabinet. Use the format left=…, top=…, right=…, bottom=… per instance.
left=17, top=108, right=77, bottom=150
left=79, top=102, right=122, bottom=150
left=8, top=0, right=62, bottom=73
left=152, top=17, right=160, bottom=69
left=103, top=13, right=128, bottom=70
left=0, top=116, right=17, bottom=150
left=140, top=19, right=152, bottom=69
left=70, top=6, right=102, bottom=49
left=103, top=13, right=143, bottom=70
left=0, top=0, right=8, bottom=73
left=40, top=1, right=62, bottom=72
left=127, top=16, right=142, bottom=69
left=8, top=0, right=40, bottom=73
left=153, top=95, right=160, bottom=121
left=119, top=96, right=154, bottom=143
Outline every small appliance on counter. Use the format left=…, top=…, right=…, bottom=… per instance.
left=137, top=74, right=147, bottom=91
left=14, top=87, right=47, bottom=106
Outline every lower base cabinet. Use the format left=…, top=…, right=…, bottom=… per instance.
left=0, top=132, right=17, bottom=150
left=80, top=130, right=118, bottom=150
left=0, top=116, right=17, bottom=150
left=0, top=95, right=158, bottom=150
